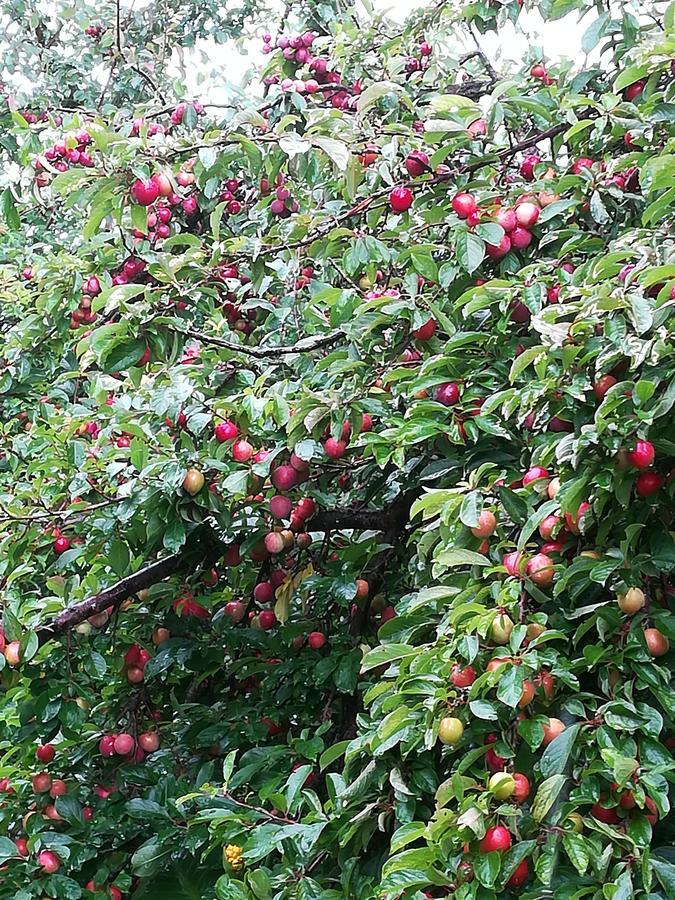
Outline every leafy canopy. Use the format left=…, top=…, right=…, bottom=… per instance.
left=0, top=0, right=674, bottom=898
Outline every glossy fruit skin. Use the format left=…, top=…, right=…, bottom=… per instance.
left=114, top=733, right=135, bottom=756
left=214, top=420, right=238, bottom=442
left=479, top=825, right=511, bottom=853
left=565, top=500, right=590, bottom=534
left=624, top=80, right=645, bottom=101
left=308, top=631, right=327, bottom=649
left=438, top=716, right=464, bottom=744
left=644, top=627, right=669, bottom=657
left=32, top=773, right=52, bottom=793
left=539, top=514, right=562, bottom=541
left=182, top=468, right=205, bottom=495
left=491, top=613, right=514, bottom=644
left=485, top=746, right=506, bottom=773
left=36, top=743, right=55, bottom=763
left=130, top=178, right=160, bottom=206
left=451, top=664, right=476, bottom=688
left=643, top=796, right=658, bottom=826
left=627, top=440, right=655, bottom=469
left=405, top=151, right=429, bottom=177
left=503, top=552, right=525, bottom=576
left=389, top=186, right=413, bottom=212
left=571, top=157, right=593, bottom=175
left=258, top=609, right=278, bottom=630
left=272, top=465, right=298, bottom=491
left=495, top=207, right=517, bottom=232
left=526, top=553, right=555, bottom=587
left=635, top=471, right=662, bottom=497
left=591, top=802, right=621, bottom=825
left=451, top=192, right=478, bottom=219
left=593, top=374, right=617, bottom=400
left=542, top=717, right=565, bottom=745
left=512, top=773, right=530, bottom=803
left=139, top=731, right=160, bottom=752
left=488, top=772, right=515, bottom=799
left=507, top=859, right=530, bottom=888
left=413, top=317, right=437, bottom=340
left=99, top=735, right=116, bottom=757
left=38, top=849, right=60, bottom=873
left=516, top=201, right=539, bottom=227
left=325, top=437, right=347, bottom=459
left=485, top=235, right=511, bottom=259
left=471, top=510, right=496, bottom=538
left=232, top=439, right=254, bottom=462
left=567, top=812, right=584, bottom=833
left=434, top=382, right=460, bottom=406
left=522, top=465, right=549, bottom=487
left=518, top=679, right=535, bottom=708
left=54, top=535, right=71, bottom=554
left=617, top=587, right=645, bottom=614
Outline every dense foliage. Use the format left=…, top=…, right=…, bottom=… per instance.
left=0, top=0, right=674, bottom=897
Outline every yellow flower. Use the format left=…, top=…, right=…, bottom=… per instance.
left=224, top=843, right=244, bottom=871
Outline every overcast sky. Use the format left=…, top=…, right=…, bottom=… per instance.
left=181, top=0, right=596, bottom=103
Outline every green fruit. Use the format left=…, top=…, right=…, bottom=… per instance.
left=488, top=772, right=515, bottom=800
left=567, top=812, right=584, bottom=833
left=491, top=613, right=514, bottom=645
left=438, top=716, right=463, bottom=745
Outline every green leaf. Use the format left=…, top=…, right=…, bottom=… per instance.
left=131, top=203, right=148, bottom=234
left=539, top=723, right=580, bottom=777
left=131, top=840, right=172, bottom=877
left=361, top=643, right=417, bottom=671
left=469, top=700, right=498, bottom=720
left=210, top=201, right=227, bottom=242
left=311, top=137, right=350, bottom=171
left=581, top=12, right=610, bottom=52
left=517, top=499, right=559, bottom=551
left=455, top=231, right=485, bottom=273
left=0, top=837, right=19, bottom=864
left=356, top=81, right=404, bottom=116
left=614, top=65, right=650, bottom=92
left=651, top=858, right=675, bottom=899
left=435, top=548, right=491, bottom=568
left=109, top=539, right=130, bottom=577
left=0, top=188, right=20, bottom=230
left=103, top=338, right=147, bottom=372
left=531, top=773, right=567, bottom=821
left=320, top=740, right=349, bottom=770
left=459, top=492, right=482, bottom=528
left=562, top=832, right=590, bottom=875
left=473, top=850, right=500, bottom=887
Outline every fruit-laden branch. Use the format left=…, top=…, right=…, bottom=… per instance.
left=37, top=494, right=418, bottom=640
left=37, top=526, right=224, bottom=644
left=181, top=327, right=345, bottom=358
left=253, top=121, right=571, bottom=258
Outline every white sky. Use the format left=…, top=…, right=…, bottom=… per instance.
left=181, top=0, right=594, bottom=104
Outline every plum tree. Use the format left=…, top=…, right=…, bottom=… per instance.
left=0, top=0, right=672, bottom=897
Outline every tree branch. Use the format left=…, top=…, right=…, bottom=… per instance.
left=179, top=327, right=345, bottom=359
left=36, top=495, right=420, bottom=641
left=37, top=526, right=224, bottom=644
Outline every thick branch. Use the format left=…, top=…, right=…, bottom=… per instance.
left=37, top=494, right=419, bottom=640
left=312, top=492, right=417, bottom=533
left=38, top=526, right=223, bottom=643
left=41, top=553, right=183, bottom=641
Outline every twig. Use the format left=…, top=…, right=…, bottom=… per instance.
left=0, top=497, right=117, bottom=524
left=178, top=327, right=345, bottom=359
left=468, top=24, right=499, bottom=82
